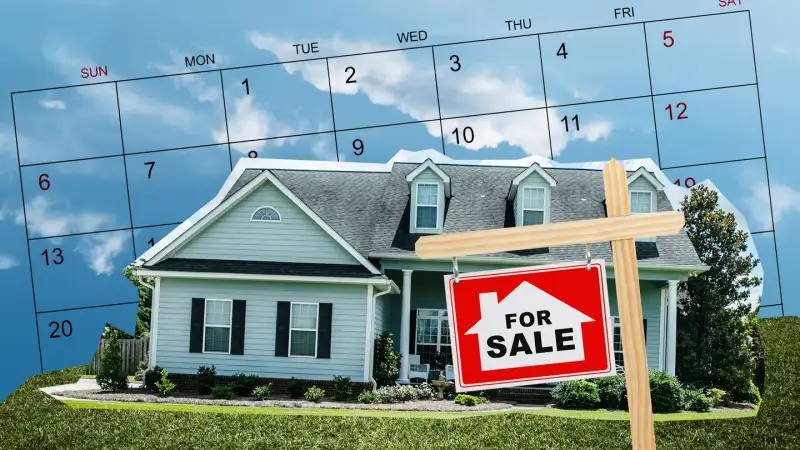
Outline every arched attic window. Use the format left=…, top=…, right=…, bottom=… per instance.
left=251, top=206, right=281, bottom=222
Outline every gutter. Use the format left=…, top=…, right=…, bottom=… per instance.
left=369, top=284, right=395, bottom=390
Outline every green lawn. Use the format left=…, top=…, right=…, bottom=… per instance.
left=1, top=317, right=797, bottom=449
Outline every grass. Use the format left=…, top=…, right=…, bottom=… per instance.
left=1, top=316, right=798, bottom=449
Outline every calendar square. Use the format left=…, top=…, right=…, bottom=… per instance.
left=440, top=109, right=549, bottom=159
left=231, top=133, right=339, bottom=163
left=336, top=122, right=443, bottom=163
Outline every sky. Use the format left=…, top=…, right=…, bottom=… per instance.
left=0, top=0, right=798, bottom=399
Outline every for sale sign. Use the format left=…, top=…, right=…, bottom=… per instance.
left=444, top=261, right=615, bottom=392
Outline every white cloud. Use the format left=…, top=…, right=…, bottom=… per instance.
left=76, top=232, right=127, bottom=276
left=22, top=196, right=115, bottom=238
left=147, top=49, right=224, bottom=103
left=213, top=95, right=297, bottom=154
left=774, top=46, right=787, bottom=54
left=745, top=182, right=800, bottom=231
left=0, top=202, right=24, bottom=225
left=40, top=99, right=66, bottom=110
left=0, top=254, right=19, bottom=270
left=249, top=33, right=612, bottom=157
left=571, top=89, right=596, bottom=101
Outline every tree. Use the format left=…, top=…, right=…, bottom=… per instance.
left=676, top=184, right=761, bottom=400
left=96, top=334, right=129, bottom=392
left=373, top=331, right=400, bottom=387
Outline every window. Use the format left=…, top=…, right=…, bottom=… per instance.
left=415, top=183, right=439, bottom=229
left=630, top=191, right=652, bottom=214
left=251, top=206, right=281, bottom=222
left=522, top=187, right=546, bottom=225
left=415, top=309, right=452, bottom=366
left=289, top=303, right=318, bottom=357
left=203, top=299, right=232, bottom=353
left=612, top=316, right=624, bottom=371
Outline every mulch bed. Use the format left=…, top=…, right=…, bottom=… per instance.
left=53, top=389, right=514, bottom=412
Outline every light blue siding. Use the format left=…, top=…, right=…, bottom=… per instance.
left=173, top=180, right=360, bottom=265
left=409, top=169, right=446, bottom=234
left=608, top=279, right=665, bottom=371
left=155, top=278, right=369, bottom=381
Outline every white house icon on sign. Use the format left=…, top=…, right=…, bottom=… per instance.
left=464, top=281, right=595, bottom=372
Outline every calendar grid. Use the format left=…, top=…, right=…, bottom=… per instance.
left=8, top=8, right=785, bottom=374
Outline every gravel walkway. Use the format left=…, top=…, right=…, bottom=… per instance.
left=54, top=389, right=514, bottom=412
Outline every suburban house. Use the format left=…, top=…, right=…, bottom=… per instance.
left=131, top=154, right=708, bottom=389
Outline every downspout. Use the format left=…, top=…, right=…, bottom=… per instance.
left=370, top=283, right=394, bottom=391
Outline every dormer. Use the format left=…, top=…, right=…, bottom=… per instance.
left=406, top=159, right=451, bottom=234
left=627, top=166, right=665, bottom=242
left=508, top=163, right=557, bottom=227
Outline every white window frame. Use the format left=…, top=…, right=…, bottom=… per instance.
left=611, top=316, right=624, bottom=371
left=414, top=308, right=451, bottom=355
left=202, top=298, right=233, bottom=355
left=250, top=206, right=282, bottom=222
left=521, top=186, right=547, bottom=226
left=414, top=182, right=440, bottom=231
left=288, top=302, right=319, bottom=358
left=629, top=190, right=653, bottom=214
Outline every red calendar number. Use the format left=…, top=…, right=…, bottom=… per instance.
left=674, top=177, right=696, bottom=188
left=665, top=102, right=688, bottom=120
left=663, top=30, right=674, bottom=48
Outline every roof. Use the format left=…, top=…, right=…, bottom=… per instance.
left=148, top=258, right=380, bottom=278
left=137, top=156, right=706, bottom=271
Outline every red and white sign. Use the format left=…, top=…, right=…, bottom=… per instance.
left=444, top=260, right=615, bottom=392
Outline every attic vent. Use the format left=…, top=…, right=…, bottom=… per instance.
left=251, top=206, right=281, bottom=222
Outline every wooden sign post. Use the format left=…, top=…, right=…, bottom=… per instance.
left=416, top=159, right=678, bottom=450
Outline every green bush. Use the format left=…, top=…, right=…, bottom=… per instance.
left=649, top=370, right=684, bottom=413
left=231, top=373, right=260, bottom=397
left=251, top=383, right=272, bottom=400
left=357, top=390, right=376, bottom=404
left=197, top=365, right=217, bottom=395
left=288, top=377, right=305, bottom=399
left=454, top=394, right=487, bottom=407
left=143, top=366, right=163, bottom=391
left=705, top=388, right=729, bottom=407
left=683, top=387, right=712, bottom=412
left=370, top=384, right=436, bottom=403
left=331, top=375, right=352, bottom=401
left=304, top=386, right=325, bottom=403
left=155, top=369, right=176, bottom=397
left=374, top=331, right=401, bottom=387
left=551, top=380, right=600, bottom=409
left=96, top=336, right=129, bottom=392
left=592, top=374, right=627, bottom=410
left=211, top=385, right=234, bottom=400
left=744, top=380, right=761, bottom=405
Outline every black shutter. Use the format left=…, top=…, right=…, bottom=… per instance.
left=230, top=300, right=246, bottom=355
left=189, top=298, right=205, bottom=353
left=643, top=319, right=647, bottom=344
left=317, top=303, right=333, bottom=359
left=409, top=309, right=417, bottom=355
left=275, top=301, right=290, bottom=357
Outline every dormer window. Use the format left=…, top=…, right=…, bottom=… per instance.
left=626, top=167, right=664, bottom=242
left=416, top=183, right=439, bottom=229
left=522, top=187, right=546, bottom=225
left=406, top=159, right=451, bottom=234
left=630, top=191, right=653, bottom=214
left=251, top=206, right=281, bottom=222
left=509, top=163, right=556, bottom=227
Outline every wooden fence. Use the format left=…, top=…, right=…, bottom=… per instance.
left=85, top=339, right=149, bottom=376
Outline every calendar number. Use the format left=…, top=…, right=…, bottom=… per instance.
left=353, top=138, right=364, bottom=156
left=665, top=102, right=688, bottom=120
left=38, top=173, right=50, bottom=191
left=663, top=30, right=674, bottom=48
left=242, top=78, right=250, bottom=95
left=674, top=177, right=696, bottom=188
left=557, top=43, right=568, bottom=59
left=248, top=150, right=258, bottom=158
left=41, top=248, right=64, bottom=265
left=49, top=320, right=72, bottom=338
left=345, top=66, right=356, bottom=84
left=144, top=161, right=155, bottom=178
left=452, top=126, right=474, bottom=145
left=450, top=55, right=461, bottom=72
left=148, top=238, right=155, bottom=247
left=561, top=114, right=580, bottom=132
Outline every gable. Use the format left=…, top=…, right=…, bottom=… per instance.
left=172, top=181, right=361, bottom=265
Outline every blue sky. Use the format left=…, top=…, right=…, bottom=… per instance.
left=0, top=0, right=798, bottom=399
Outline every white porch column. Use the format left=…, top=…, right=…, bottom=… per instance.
left=665, top=280, right=679, bottom=376
left=398, top=269, right=413, bottom=384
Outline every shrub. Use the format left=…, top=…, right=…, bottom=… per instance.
left=374, top=331, right=401, bottom=387
left=683, top=387, right=712, bottom=412
left=133, top=359, right=149, bottom=382
left=212, top=385, right=234, bottom=400
left=143, top=366, right=163, bottom=391
left=744, top=381, right=761, bottom=405
left=454, top=394, right=487, bottom=407
left=288, top=378, right=305, bottom=399
left=304, top=386, right=325, bottom=403
left=551, top=380, right=600, bottom=409
left=252, top=383, right=272, bottom=400
left=331, top=375, right=352, bottom=401
left=96, top=336, right=129, bottom=392
left=155, top=369, right=176, bottom=397
left=231, top=373, right=260, bottom=397
left=357, top=390, right=377, bottom=404
left=705, top=388, right=729, bottom=407
left=649, top=370, right=684, bottom=413
left=371, top=384, right=435, bottom=403
left=592, top=374, right=628, bottom=410
left=414, top=383, right=437, bottom=401
left=197, top=365, right=217, bottom=395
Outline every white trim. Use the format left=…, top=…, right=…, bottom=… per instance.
left=414, top=308, right=451, bottom=356
left=364, top=285, right=374, bottom=382
left=611, top=315, right=623, bottom=370
left=520, top=186, right=548, bottom=226
left=629, top=190, right=655, bottom=214
left=509, top=162, right=557, bottom=201
left=659, top=287, right=667, bottom=371
left=133, top=269, right=396, bottom=286
left=202, top=298, right=233, bottom=354
left=405, top=159, right=451, bottom=196
left=250, top=205, right=282, bottom=222
left=149, top=277, right=161, bottom=368
left=288, top=302, right=319, bottom=358
left=414, top=182, right=441, bottom=231
left=627, top=166, right=664, bottom=191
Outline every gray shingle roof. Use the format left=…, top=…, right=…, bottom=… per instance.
left=225, top=162, right=704, bottom=268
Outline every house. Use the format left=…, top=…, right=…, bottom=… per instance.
left=131, top=154, right=708, bottom=388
